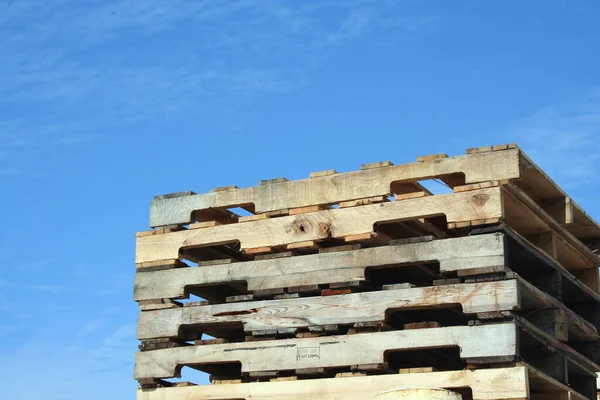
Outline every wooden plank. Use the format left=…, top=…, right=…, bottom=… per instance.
left=309, top=170, right=338, bottom=178
left=134, top=323, right=518, bottom=379
left=138, top=187, right=504, bottom=264
left=137, top=280, right=521, bottom=339
left=134, top=233, right=506, bottom=301
left=338, top=196, right=389, bottom=208
left=416, top=153, right=448, bottom=162
left=136, top=366, right=532, bottom=400
left=360, top=160, right=393, bottom=170
left=149, top=149, right=521, bottom=227
left=289, top=205, right=331, bottom=215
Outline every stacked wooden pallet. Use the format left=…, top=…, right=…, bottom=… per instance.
left=134, top=144, right=600, bottom=400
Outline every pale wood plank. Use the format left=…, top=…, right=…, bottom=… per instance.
left=416, top=153, right=448, bottom=162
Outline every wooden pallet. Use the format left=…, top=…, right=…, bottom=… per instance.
left=148, top=145, right=600, bottom=251
left=136, top=272, right=600, bottom=366
left=136, top=276, right=598, bottom=347
left=137, top=280, right=522, bottom=340
left=134, top=321, right=598, bottom=395
left=135, top=233, right=505, bottom=301
left=138, top=187, right=504, bottom=264
left=135, top=229, right=600, bottom=324
left=136, top=185, right=599, bottom=290
left=136, top=364, right=589, bottom=400
left=135, top=323, right=517, bottom=380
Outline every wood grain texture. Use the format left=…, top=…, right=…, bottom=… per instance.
left=373, top=389, right=461, bottom=400
left=134, top=233, right=506, bottom=302
left=136, top=366, right=534, bottom=400
left=134, top=323, right=517, bottom=379
left=137, top=280, right=520, bottom=339
left=149, top=149, right=520, bottom=227
left=137, top=187, right=504, bottom=264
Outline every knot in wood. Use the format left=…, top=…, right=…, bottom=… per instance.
left=468, top=193, right=490, bottom=207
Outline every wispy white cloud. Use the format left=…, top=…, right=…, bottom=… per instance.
left=0, top=0, right=438, bottom=180
left=14, top=258, right=53, bottom=271
left=505, top=89, right=600, bottom=217
left=507, top=89, right=600, bottom=189
left=0, top=322, right=136, bottom=400
left=77, top=318, right=106, bottom=337
left=0, top=278, right=68, bottom=295
left=1, top=0, right=436, bottom=105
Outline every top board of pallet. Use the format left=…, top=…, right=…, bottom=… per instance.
left=149, top=144, right=599, bottom=242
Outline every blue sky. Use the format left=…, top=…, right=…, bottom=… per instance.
left=1, top=1, right=599, bottom=399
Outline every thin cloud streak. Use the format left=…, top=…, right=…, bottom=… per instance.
left=1, top=1, right=438, bottom=179
left=507, top=90, right=600, bottom=212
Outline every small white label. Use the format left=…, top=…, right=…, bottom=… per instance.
left=297, top=347, right=320, bottom=361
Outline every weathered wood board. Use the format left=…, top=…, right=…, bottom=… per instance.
left=150, top=148, right=520, bottom=227
left=134, top=234, right=505, bottom=302
left=134, top=323, right=517, bottom=379
left=137, top=187, right=504, bottom=264
left=136, top=365, right=586, bottom=400
left=137, top=280, right=521, bottom=339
